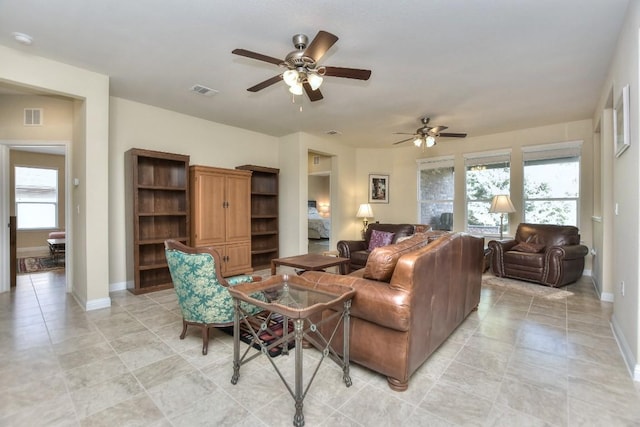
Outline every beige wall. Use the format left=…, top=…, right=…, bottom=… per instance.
left=0, top=94, right=73, bottom=140
left=0, top=44, right=110, bottom=308
left=308, top=175, right=330, bottom=209
left=0, top=94, right=71, bottom=251
left=355, top=120, right=594, bottom=248
left=10, top=151, right=66, bottom=250
left=593, top=0, right=640, bottom=380
left=108, top=97, right=280, bottom=289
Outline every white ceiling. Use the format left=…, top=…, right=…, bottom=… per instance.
left=0, top=0, right=629, bottom=148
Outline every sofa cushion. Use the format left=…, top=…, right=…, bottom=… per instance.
left=363, top=233, right=432, bottom=282
left=368, top=230, right=395, bottom=251
left=512, top=242, right=545, bottom=253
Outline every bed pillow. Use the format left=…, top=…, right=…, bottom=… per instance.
left=512, top=242, right=546, bottom=253
left=368, top=230, right=395, bottom=251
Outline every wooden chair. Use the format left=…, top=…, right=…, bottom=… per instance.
left=164, top=240, right=263, bottom=355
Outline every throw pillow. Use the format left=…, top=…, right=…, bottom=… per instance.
left=512, top=242, right=546, bottom=253
left=368, top=230, right=395, bottom=251
left=363, top=233, right=432, bottom=282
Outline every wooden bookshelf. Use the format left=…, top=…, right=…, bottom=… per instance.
left=125, top=148, right=189, bottom=294
left=236, top=165, right=279, bottom=271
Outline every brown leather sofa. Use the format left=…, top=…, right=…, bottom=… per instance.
left=336, top=223, right=426, bottom=273
left=303, top=231, right=484, bottom=391
left=488, top=223, right=589, bottom=287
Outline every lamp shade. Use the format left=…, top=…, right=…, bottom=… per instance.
left=307, top=72, right=323, bottom=90
left=356, top=203, right=374, bottom=218
left=489, top=195, right=516, bottom=214
left=425, top=135, right=436, bottom=147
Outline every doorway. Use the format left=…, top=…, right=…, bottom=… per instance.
left=308, top=152, right=332, bottom=254
left=1, top=142, right=70, bottom=292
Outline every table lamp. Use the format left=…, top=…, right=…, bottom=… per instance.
left=489, top=195, right=515, bottom=240
left=356, top=203, right=374, bottom=234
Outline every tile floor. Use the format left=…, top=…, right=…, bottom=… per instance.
left=1, top=270, right=640, bottom=426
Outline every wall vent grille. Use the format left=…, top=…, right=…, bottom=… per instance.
left=190, top=85, right=218, bottom=97
left=24, top=108, right=43, bottom=126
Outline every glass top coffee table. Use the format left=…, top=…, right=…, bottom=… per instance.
left=270, top=253, right=351, bottom=275
left=228, top=274, right=356, bottom=427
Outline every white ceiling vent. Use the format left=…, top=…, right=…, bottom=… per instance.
left=24, top=108, right=43, bottom=126
left=190, top=85, right=218, bottom=97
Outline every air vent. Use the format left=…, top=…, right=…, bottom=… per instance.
left=24, top=108, right=43, bottom=126
left=190, top=85, right=218, bottom=97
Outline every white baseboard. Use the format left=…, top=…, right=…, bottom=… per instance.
left=109, top=280, right=128, bottom=292
left=600, top=292, right=614, bottom=302
left=17, top=246, right=49, bottom=256
left=610, top=315, right=640, bottom=382
left=71, top=290, right=111, bottom=311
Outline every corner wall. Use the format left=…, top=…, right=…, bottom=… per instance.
left=593, top=0, right=640, bottom=380
left=0, top=45, right=110, bottom=309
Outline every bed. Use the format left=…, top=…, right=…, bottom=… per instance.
left=307, top=201, right=331, bottom=239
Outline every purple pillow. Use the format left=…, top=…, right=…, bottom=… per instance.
left=368, top=230, right=395, bottom=251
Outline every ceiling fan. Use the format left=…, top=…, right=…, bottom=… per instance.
left=232, top=30, right=371, bottom=102
left=392, top=117, right=467, bottom=148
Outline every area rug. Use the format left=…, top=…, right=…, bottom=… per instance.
left=17, top=256, right=65, bottom=274
left=482, top=274, right=573, bottom=300
left=221, top=312, right=294, bottom=357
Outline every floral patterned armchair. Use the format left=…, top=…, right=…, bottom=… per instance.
left=164, top=240, right=263, bottom=355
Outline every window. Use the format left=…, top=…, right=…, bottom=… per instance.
left=417, top=157, right=454, bottom=231
left=523, top=143, right=581, bottom=226
left=15, top=166, right=58, bottom=229
left=465, top=151, right=511, bottom=235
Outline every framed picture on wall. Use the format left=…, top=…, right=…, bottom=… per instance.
left=614, top=84, right=630, bottom=158
left=369, top=174, right=389, bottom=203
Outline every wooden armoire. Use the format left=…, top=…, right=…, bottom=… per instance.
left=189, top=165, right=252, bottom=277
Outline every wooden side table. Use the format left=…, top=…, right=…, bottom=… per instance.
left=270, top=253, right=350, bottom=275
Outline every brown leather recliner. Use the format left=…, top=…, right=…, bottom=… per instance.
left=488, top=223, right=589, bottom=287
left=337, top=223, right=418, bottom=273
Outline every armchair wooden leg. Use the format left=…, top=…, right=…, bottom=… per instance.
left=202, top=325, right=210, bottom=355
left=180, top=319, right=188, bottom=339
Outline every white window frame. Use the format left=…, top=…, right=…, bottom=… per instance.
left=522, top=141, right=581, bottom=227
left=464, top=150, right=512, bottom=236
left=15, top=165, right=59, bottom=230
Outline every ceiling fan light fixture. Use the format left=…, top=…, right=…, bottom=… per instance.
left=413, top=137, right=423, bottom=147
left=283, top=69, right=299, bottom=87
left=307, top=72, right=323, bottom=90
left=289, top=82, right=304, bottom=95
left=425, top=135, right=436, bottom=147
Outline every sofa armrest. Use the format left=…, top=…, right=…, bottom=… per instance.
left=546, top=244, right=589, bottom=261
left=337, top=240, right=368, bottom=259
left=488, top=239, right=518, bottom=276
left=301, top=270, right=411, bottom=331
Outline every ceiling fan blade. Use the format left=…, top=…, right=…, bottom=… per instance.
left=232, top=49, right=283, bottom=66
left=430, top=125, right=448, bottom=134
left=438, top=132, right=467, bottom=138
left=393, top=137, right=415, bottom=145
left=304, top=31, right=339, bottom=63
left=303, top=82, right=323, bottom=102
left=393, top=132, right=415, bottom=135
left=324, top=66, right=372, bottom=80
left=247, top=75, right=282, bottom=92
